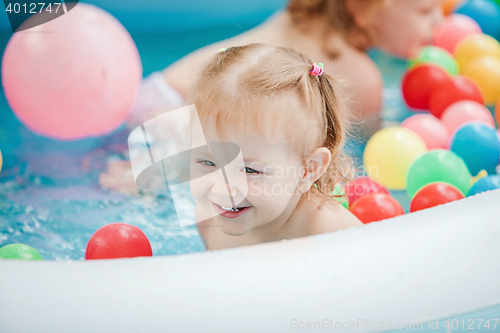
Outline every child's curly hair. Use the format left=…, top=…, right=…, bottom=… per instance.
left=188, top=43, right=354, bottom=201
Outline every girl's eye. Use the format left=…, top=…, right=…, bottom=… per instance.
left=199, top=160, right=216, bottom=167
left=419, top=7, right=433, bottom=15
left=244, top=167, right=261, bottom=174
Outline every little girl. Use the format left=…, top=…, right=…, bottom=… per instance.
left=187, top=43, right=363, bottom=251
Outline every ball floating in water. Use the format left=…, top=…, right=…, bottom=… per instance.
left=428, top=75, right=483, bottom=118
left=349, top=193, right=405, bottom=224
left=364, top=127, right=427, bottom=190
left=441, top=100, right=495, bottom=134
left=462, top=56, right=500, bottom=105
left=408, top=46, right=459, bottom=76
left=468, top=175, right=500, bottom=196
left=1, top=3, right=142, bottom=140
left=0, top=243, right=43, bottom=260
left=442, top=0, right=466, bottom=15
left=450, top=122, right=500, bottom=176
left=344, top=176, right=390, bottom=207
left=409, top=182, right=465, bottom=212
left=406, top=150, right=472, bottom=199
left=496, top=99, right=500, bottom=124
left=85, top=223, right=153, bottom=260
left=401, top=114, right=450, bottom=150
left=454, top=0, right=500, bottom=39
left=433, top=14, right=482, bottom=54
left=454, top=34, right=500, bottom=72
left=401, top=64, right=452, bottom=110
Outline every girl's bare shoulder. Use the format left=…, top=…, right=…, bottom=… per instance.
left=307, top=199, right=364, bottom=236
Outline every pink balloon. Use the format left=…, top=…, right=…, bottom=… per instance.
left=433, top=14, right=482, bottom=54
left=400, top=114, right=450, bottom=150
left=441, top=101, right=495, bottom=135
left=1, top=4, right=142, bottom=140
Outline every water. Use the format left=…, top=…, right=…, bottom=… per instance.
left=0, top=25, right=414, bottom=260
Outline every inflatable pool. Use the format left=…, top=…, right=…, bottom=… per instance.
left=0, top=189, right=499, bottom=332
left=1, top=1, right=499, bottom=332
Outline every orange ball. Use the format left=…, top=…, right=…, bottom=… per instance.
left=442, top=0, right=464, bottom=16
left=496, top=99, right=500, bottom=125
left=463, top=56, right=500, bottom=105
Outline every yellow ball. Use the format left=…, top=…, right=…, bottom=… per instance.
left=363, top=127, right=427, bottom=190
left=463, top=56, right=500, bottom=105
left=455, top=35, right=500, bottom=73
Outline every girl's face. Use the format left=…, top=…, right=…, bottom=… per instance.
left=367, top=0, right=444, bottom=58
left=189, top=121, right=305, bottom=236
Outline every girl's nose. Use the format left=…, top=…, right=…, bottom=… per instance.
left=434, top=6, right=445, bottom=28
left=211, top=177, right=238, bottom=198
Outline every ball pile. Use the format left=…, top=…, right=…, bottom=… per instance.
left=360, top=2, right=500, bottom=217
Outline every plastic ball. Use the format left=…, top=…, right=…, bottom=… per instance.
left=454, top=0, right=500, bottom=39
left=85, top=223, right=153, bottom=260
left=498, top=129, right=500, bottom=163
left=0, top=243, right=43, bottom=260
left=450, top=122, right=500, bottom=175
left=331, top=184, right=349, bottom=209
left=454, top=34, right=500, bottom=72
left=401, top=114, right=450, bottom=150
left=364, top=127, right=427, bottom=190
left=406, top=150, right=472, bottom=199
left=409, top=182, right=465, bottom=212
left=401, top=64, right=452, bottom=110
left=349, top=193, right=405, bottom=224
left=467, top=175, right=500, bottom=196
left=408, top=46, right=459, bottom=76
left=433, top=14, right=482, bottom=54
left=441, top=100, right=495, bottom=134
left=443, top=0, right=466, bottom=15
left=462, top=56, right=500, bottom=105
left=344, top=176, right=390, bottom=206
left=496, top=99, right=500, bottom=124
left=428, top=75, right=483, bottom=118
left=1, top=4, right=142, bottom=140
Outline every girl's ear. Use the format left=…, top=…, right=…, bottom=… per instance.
left=297, top=147, right=332, bottom=194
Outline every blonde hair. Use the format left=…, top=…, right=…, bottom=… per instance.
left=287, top=0, right=387, bottom=52
left=188, top=43, right=353, bottom=198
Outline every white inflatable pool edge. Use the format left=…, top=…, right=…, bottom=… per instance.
left=0, top=189, right=499, bottom=333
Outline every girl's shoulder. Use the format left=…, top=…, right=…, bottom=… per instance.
left=306, top=198, right=364, bottom=236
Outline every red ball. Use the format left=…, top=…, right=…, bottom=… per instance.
left=402, top=64, right=452, bottom=110
left=345, top=176, right=390, bottom=206
left=429, top=76, right=483, bottom=118
left=410, top=182, right=464, bottom=212
left=349, top=193, right=405, bottom=224
left=85, top=223, right=153, bottom=260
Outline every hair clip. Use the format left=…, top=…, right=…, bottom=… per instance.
left=219, top=48, right=227, bottom=53
left=310, top=63, right=324, bottom=76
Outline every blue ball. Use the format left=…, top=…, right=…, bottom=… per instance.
left=450, top=122, right=500, bottom=176
left=455, top=0, right=500, bottom=40
left=468, top=175, right=500, bottom=196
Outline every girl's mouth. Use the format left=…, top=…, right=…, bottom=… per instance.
left=212, top=202, right=252, bottom=219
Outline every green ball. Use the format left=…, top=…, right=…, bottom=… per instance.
left=408, top=46, right=459, bottom=76
left=406, top=150, right=472, bottom=199
left=331, top=184, right=349, bottom=209
left=0, top=243, right=43, bottom=260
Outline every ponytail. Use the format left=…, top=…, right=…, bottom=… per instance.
left=311, top=68, right=354, bottom=200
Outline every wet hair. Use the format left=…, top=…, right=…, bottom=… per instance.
left=287, top=0, right=387, bottom=53
left=188, top=43, right=353, bottom=199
